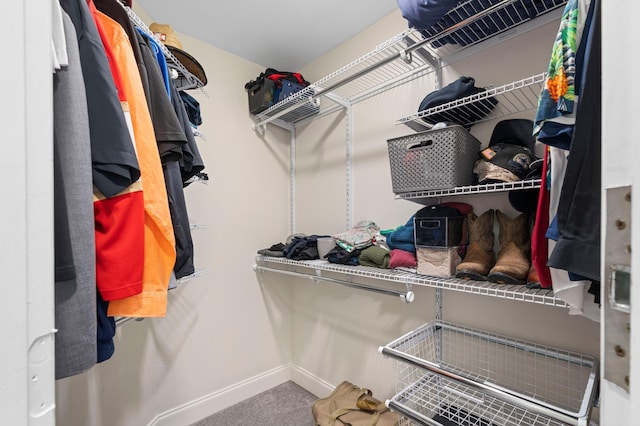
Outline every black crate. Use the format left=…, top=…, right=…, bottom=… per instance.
left=247, top=78, right=275, bottom=115
left=414, top=216, right=465, bottom=248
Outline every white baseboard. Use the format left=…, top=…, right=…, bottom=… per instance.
left=148, top=364, right=291, bottom=426
left=290, top=364, right=335, bottom=399
left=148, top=363, right=333, bottom=426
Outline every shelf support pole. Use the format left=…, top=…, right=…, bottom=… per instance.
left=324, top=94, right=354, bottom=230
left=289, top=123, right=297, bottom=235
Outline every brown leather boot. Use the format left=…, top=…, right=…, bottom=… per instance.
left=455, top=209, right=496, bottom=281
left=487, top=210, right=531, bottom=284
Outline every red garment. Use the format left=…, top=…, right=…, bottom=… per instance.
left=531, top=147, right=552, bottom=288
left=94, top=187, right=145, bottom=300
left=443, top=202, right=473, bottom=259
left=88, top=0, right=145, bottom=301
left=442, top=202, right=473, bottom=216
left=389, top=249, right=418, bottom=269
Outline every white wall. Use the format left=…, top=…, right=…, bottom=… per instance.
left=1, top=2, right=55, bottom=425
left=55, top=6, right=601, bottom=426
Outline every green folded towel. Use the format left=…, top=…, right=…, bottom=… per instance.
left=358, top=245, right=390, bottom=269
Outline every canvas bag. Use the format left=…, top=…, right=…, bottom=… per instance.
left=312, top=381, right=399, bottom=426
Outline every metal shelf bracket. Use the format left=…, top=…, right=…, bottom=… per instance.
left=400, top=49, right=413, bottom=65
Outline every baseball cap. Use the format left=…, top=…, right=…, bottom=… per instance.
left=476, top=142, right=537, bottom=183
left=488, top=118, right=537, bottom=151
left=474, top=118, right=539, bottom=184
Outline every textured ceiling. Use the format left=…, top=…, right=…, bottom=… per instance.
left=135, top=0, right=399, bottom=71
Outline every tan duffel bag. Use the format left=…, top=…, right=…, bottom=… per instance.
left=312, top=381, right=399, bottom=426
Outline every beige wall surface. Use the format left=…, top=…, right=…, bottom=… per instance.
left=55, top=6, right=600, bottom=426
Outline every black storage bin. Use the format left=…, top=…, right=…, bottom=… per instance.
left=246, top=78, right=275, bottom=115
left=414, top=216, right=465, bottom=247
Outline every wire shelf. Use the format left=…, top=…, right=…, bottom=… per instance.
left=253, top=29, right=435, bottom=126
left=398, top=73, right=547, bottom=129
left=381, top=320, right=599, bottom=426
left=395, top=179, right=541, bottom=203
left=255, top=256, right=565, bottom=308
left=252, top=0, right=566, bottom=127
left=418, top=0, right=567, bottom=59
left=121, top=4, right=207, bottom=93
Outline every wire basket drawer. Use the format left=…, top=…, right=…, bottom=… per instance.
left=379, top=321, right=599, bottom=426
left=387, top=126, right=480, bottom=193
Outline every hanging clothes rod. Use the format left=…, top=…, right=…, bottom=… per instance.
left=253, top=264, right=415, bottom=303
left=115, top=268, right=210, bottom=328
left=115, top=316, right=144, bottom=327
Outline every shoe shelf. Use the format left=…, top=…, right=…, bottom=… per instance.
left=397, top=72, right=548, bottom=131
left=254, top=256, right=566, bottom=308
left=395, top=179, right=541, bottom=204
left=379, top=320, right=599, bottom=426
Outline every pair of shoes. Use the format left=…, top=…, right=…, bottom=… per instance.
left=455, top=209, right=530, bottom=284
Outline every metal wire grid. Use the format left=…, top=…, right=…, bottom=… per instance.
left=395, top=179, right=541, bottom=201
left=253, top=0, right=566, bottom=126
left=257, top=88, right=322, bottom=123
left=255, top=257, right=566, bottom=307
left=392, top=374, right=567, bottom=426
left=121, top=4, right=207, bottom=93
left=255, top=29, right=435, bottom=124
left=311, top=30, right=434, bottom=102
left=383, top=321, right=598, bottom=425
left=420, top=0, right=568, bottom=58
left=397, top=72, right=547, bottom=128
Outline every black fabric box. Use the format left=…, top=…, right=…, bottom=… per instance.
left=414, top=216, right=465, bottom=247
left=247, top=78, right=275, bottom=115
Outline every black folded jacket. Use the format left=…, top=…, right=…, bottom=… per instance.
left=418, top=76, right=497, bottom=126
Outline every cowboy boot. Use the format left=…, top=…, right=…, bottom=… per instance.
left=487, top=210, right=531, bottom=284
left=455, top=209, right=496, bottom=281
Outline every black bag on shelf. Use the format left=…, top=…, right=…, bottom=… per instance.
left=244, top=68, right=311, bottom=115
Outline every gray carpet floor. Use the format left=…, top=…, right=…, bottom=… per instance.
left=189, top=381, right=318, bottom=426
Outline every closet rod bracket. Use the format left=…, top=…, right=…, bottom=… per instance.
left=399, top=49, right=413, bottom=65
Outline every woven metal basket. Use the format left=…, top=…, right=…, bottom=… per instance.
left=387, top=126, right=481, bottom=193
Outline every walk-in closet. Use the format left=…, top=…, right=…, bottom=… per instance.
left=3, top=0, right=638, bottom=425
